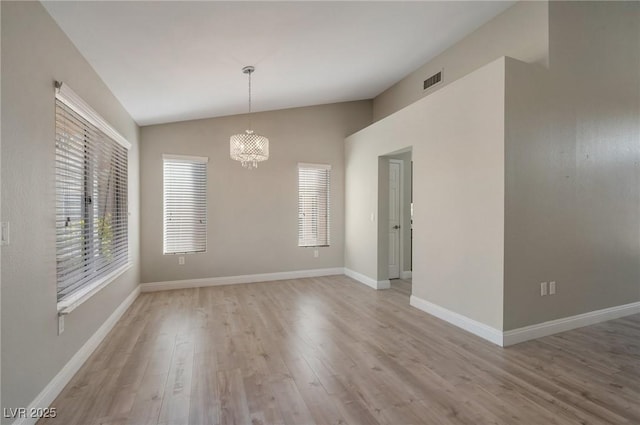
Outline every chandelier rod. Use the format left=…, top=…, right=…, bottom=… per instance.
left=243, top=65, right=255, bottom=131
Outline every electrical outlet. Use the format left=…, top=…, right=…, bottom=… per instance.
left=549, top=281, right=556, bottom=295
left=58, top=315, right=65, bottom=335
left=178, top=256, right=185, bottom=265
left=540, top=282, right=548, bottom=296
left=314, top=249, right=319, bottom=258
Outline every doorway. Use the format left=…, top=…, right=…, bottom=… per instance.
left=388, top=159, right=402, bottom=279
left=379, top=149, right=412, bottom=289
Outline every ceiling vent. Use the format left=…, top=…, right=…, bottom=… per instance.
left=423, top=71, right=442, bottom=90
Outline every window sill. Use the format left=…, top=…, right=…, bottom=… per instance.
left=57, top=262, right=133, bottom=315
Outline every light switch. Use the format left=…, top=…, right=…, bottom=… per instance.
left=1, top=222, right=9, bottom=246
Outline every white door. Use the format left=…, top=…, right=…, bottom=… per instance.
left=388, top=160, right=401, bottom=279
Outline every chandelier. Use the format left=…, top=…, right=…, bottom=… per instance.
left=230, top=66, right=269, bottom=169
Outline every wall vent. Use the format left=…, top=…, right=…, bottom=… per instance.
left=423, top=71, right=442, bottom=90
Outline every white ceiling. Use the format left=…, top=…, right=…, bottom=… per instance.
left=43, top=1, right=514, bottom=126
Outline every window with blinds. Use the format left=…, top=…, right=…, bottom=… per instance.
left=55, top=83, right=130, bottom=305
left=298, top=163, right=331, bottom=247
left=163, top=155, right=208, bottom=254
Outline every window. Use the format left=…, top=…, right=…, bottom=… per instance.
left=55, top=83, right=130, bottom=306
left=298, top=163, right=331, bottom=247
left=163, top=155, right=208, bottom=254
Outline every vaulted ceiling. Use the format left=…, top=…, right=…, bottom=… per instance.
left=43, top=1, right=514, bottom=126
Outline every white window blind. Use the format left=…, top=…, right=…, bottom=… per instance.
left=163, top=155, right=208, bottom=254
left=55, top=83, right=129, bottom=304
left=298, top=163, right=331, bottom=247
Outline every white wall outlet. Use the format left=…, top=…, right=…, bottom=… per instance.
left=1, top=222, right=9, bottom=246
left=540, top=282, right=548, bottom=296
left=178, top=256, right=185, bottom=265
left=58, top=315, right=65, bottom=335
left=314, top=249, right=319, bottom=258
left=549, top=281, right=556, bottom=295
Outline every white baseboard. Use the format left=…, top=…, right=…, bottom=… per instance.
left=410, top=294, right=640, bottom=348
left=410, top=295, right=504, bottom=346
left=344, top=268, right=390, bottom=290
left=140, top=267, right=344, bottom=292
left=401, top=271, right=412, bottom=280
left=377, top=279, right=391, bottom=289
left=503, top=301, right=640, bottom=346
left=15, top=286, right=140, bottom=425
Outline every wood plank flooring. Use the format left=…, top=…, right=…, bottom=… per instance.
left=39, top=275, right=640, bottom=425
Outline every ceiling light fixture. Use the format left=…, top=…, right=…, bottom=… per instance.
left=230, top=66, right=269, bottom=169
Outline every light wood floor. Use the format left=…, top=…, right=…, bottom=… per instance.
left=40, top=275, right=640, bottom=425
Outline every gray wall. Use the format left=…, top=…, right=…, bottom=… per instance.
left=1, top=1, right=140, bottom=419
left=345, top=1, right=640, bottom=332
left=373, top=0, right=548, bottom=122
left=140, top=101, right=371, bottom=283
left=503, top=1, right=640, bottom=329
left=0, top=0, right=3, bottom=409
left=0, top=0, right=4, bottom=407
left=345, top=59, right=506, bottom=330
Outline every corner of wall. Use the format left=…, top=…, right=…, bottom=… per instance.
left=503, top=0, right=640, bottom=330
left=1, top=1, right=141, bottom=416
left=372, top=0, right=550, bottom=122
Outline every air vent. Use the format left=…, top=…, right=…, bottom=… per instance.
left=423, top=71, right=442, bottom=90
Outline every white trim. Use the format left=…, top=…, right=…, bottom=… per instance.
left=410, top=294, right=504, bottom=346
left=503, top=301, right=640, bottom=346
left=344, top=268, right=390, bottom=290
left=409, top=295, right=640, bottom=348
left=401, top=271, right=413, bottom=280
left=162, top=153, right=209, bottom=163
left=57, top=263, right=132, bottom=315
left=15, top=286, right=140, bottom=425
left=377, top=279, right=391, bottom=289
left=55, top=82, right=131, bottom=150
left=140, top=267, right=344, bottom=292
left=298, top=162, right=332, bottom=170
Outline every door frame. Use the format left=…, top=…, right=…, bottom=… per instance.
left=388, top=158, right=404, bottom=280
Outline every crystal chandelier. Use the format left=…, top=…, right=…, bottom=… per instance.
left=230, top=66, right=269, bottom=169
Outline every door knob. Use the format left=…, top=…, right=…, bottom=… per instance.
left=393, top=225, right=400, bottom=229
